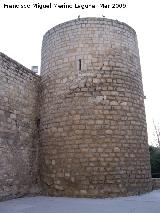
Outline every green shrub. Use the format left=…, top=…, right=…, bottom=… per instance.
left=149, top=146, right=160, bottom=177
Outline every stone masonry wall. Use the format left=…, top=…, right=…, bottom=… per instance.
left=0, top=53, right=40, bottom=201
left=152, top=178, right=160, bottom=190
left=40, top=18, right=152, bottom=197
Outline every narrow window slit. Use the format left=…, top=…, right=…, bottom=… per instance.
left=79, top=59, right=81, bottom=71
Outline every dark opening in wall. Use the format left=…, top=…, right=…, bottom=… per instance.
left=79, top=59, right=81, bottom=71
left=36, top=118, right=40, bottom=129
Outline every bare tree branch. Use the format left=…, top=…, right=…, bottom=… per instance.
left=153, top=120, right=160, bottom=147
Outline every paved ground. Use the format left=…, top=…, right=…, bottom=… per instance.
left=0, top=190, right=160, bottom=213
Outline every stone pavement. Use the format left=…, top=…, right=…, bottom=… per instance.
left=0, top=190, right=160, bottom=213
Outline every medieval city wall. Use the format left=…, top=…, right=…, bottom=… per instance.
left=0, top=18, right=154, bottom=201
left=0, top=53, right=40, bottom=201
left=40, top=18, right=152, bottom=197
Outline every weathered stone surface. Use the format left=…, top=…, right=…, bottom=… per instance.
left=0, top=53, right=40, bottom=201
left=0, top=18, right=153, bottom=200
left=40, top=18, right=152, bottom=197
left=152, top=178, right=160, bottom=190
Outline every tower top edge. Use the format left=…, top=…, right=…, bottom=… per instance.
left=43, top=17, right=136, bottom=39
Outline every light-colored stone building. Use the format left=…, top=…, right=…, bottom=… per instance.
left=0, top=18, right=154, bottom=200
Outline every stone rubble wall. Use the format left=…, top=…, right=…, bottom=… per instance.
left=40, top=18, right=152, bottom=197
left=0, top=53, right=40, bottom=201
left=0, top=18, right=154, bottom=201
left=152, top=178, right=160, bottom=190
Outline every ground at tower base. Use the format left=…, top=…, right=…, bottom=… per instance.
left=0, top=190, right=160, bottom=213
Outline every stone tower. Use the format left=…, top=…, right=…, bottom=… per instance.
left=40, top=18, right=152, bottom=197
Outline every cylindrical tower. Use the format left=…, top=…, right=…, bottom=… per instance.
left=40, top=18, right=152, bottom=197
